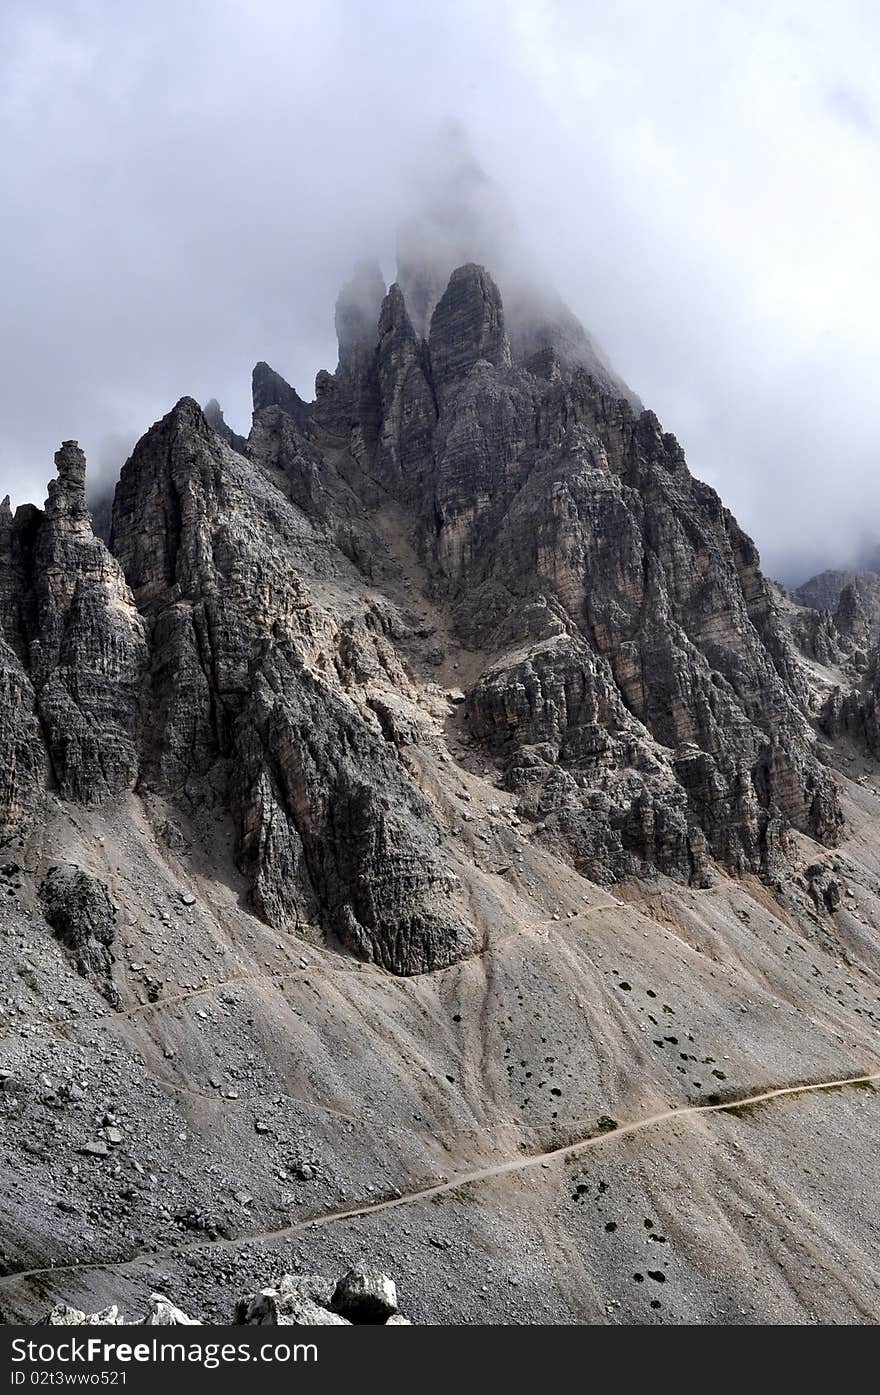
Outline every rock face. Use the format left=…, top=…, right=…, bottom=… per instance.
left=251, top=363, right=310, bottom=430
left=0, top=258, right=847, bottom=978
left=820, top=646, right=880, bottom=755
left=235, top=1270, right=404, bottom=1326
left=793, top=568, right=880, bottom=628
left=109, top=396, right=472, bottom=975
left=427, top=263, right=510, bottom=395
left=0, top=632, right=46, bottom=847
left=788, top=568, right=880, bottom=676
left=788, top=569, right=880, bottom=750
left=236, top=1289, right=350, bottom=1326
left=0, top=443, right=146, bottom=848
left=362, top=262, right=841, bottom=885
left=503, top=282, right=642, bottom=408
left=144, top=1294, right=201, bottom=1325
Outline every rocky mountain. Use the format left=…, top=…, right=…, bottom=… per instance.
left=1, top=259, right=879, bottom=1326
left=0, top=263, right=845, bottom=972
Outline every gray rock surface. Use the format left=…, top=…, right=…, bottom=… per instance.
left=38, top=1271, right=406, bottom=1326
left=235, top=1270, right=403, bottom=1325
left=793, top=567, right=880, bottom=626
left=0, top=441, right=146, bottom=846
left=144, top=1293, right=201, bottom=1325
left=46, top=1304, right=122, bottom=1325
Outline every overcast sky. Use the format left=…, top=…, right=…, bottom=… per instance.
left=1, top=0, right=878, bottom=582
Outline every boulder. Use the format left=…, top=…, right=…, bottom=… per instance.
left=235, top=1287, right=349, bottom=1326
left=144, top=1293, right=201, bottom=1325
left=46, top=1304, right=122, bottom=1325
left=331, top=1267, right=398, bottom=1323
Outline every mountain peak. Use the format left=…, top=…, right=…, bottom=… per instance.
left=203, top=397, right=247, bottom=454
left=252, top=360, right=309, bottom=426
left=427, top=262, right=510, bottom=391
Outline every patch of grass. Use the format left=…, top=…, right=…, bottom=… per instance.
left=720, top=1101, right=763, bottom=1119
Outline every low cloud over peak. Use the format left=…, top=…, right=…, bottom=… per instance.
left=1, top=1, right=878, bottom=584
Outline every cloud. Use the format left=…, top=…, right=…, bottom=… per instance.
left=0, top=0, right=878, bottom=582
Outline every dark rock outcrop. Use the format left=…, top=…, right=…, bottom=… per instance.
left=834, top=583, right=870, bottom=668
left=251, top=362, right=310, bottom=430
left=504, top=282, right=641, bottom=407
left=786, top=602, right=843, bottom=668
left=38, top=864, right=118, bottom=1000
left=363, top=264, right=841, bottom=884
left=0, top=635, right=47, bottom=846
left=820, top=643, right=880, bottom=755
left=35, top=444, right=146, bottom=808
left=793, top=567, right=880, bottom=625
left=331, top=1267, right=399, bottom=1323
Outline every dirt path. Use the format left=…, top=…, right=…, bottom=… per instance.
left=4, top=1068, right=878, bottom=1288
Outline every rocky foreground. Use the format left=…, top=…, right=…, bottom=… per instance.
left=0, top=254, right=879, bottom=1324
left=46, top=1266, right=409, bottom=1326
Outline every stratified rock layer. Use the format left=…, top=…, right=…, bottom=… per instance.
left=110, top=396, right=472, bottom=974
left=0, top=443, right=146, bottom=845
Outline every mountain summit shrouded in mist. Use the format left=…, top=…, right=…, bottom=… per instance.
left=2, top=1, right=880, bottom=583
left=3, top=2, right=880, bottom=1331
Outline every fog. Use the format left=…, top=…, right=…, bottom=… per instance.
left=1, top=0, right=878, bottom=583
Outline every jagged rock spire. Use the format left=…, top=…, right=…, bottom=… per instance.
left=203, top=398, right=226, bottom=429
left=45, top=440, right=89, bottom=524
left=203, top=398, right=247, bottom=455
left=427, top=263, right=510, bottom=395
left=251, top=362, right=310, bottom=428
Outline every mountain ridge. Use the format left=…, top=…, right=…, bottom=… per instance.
left=0, top=259, right=852, bottom=974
